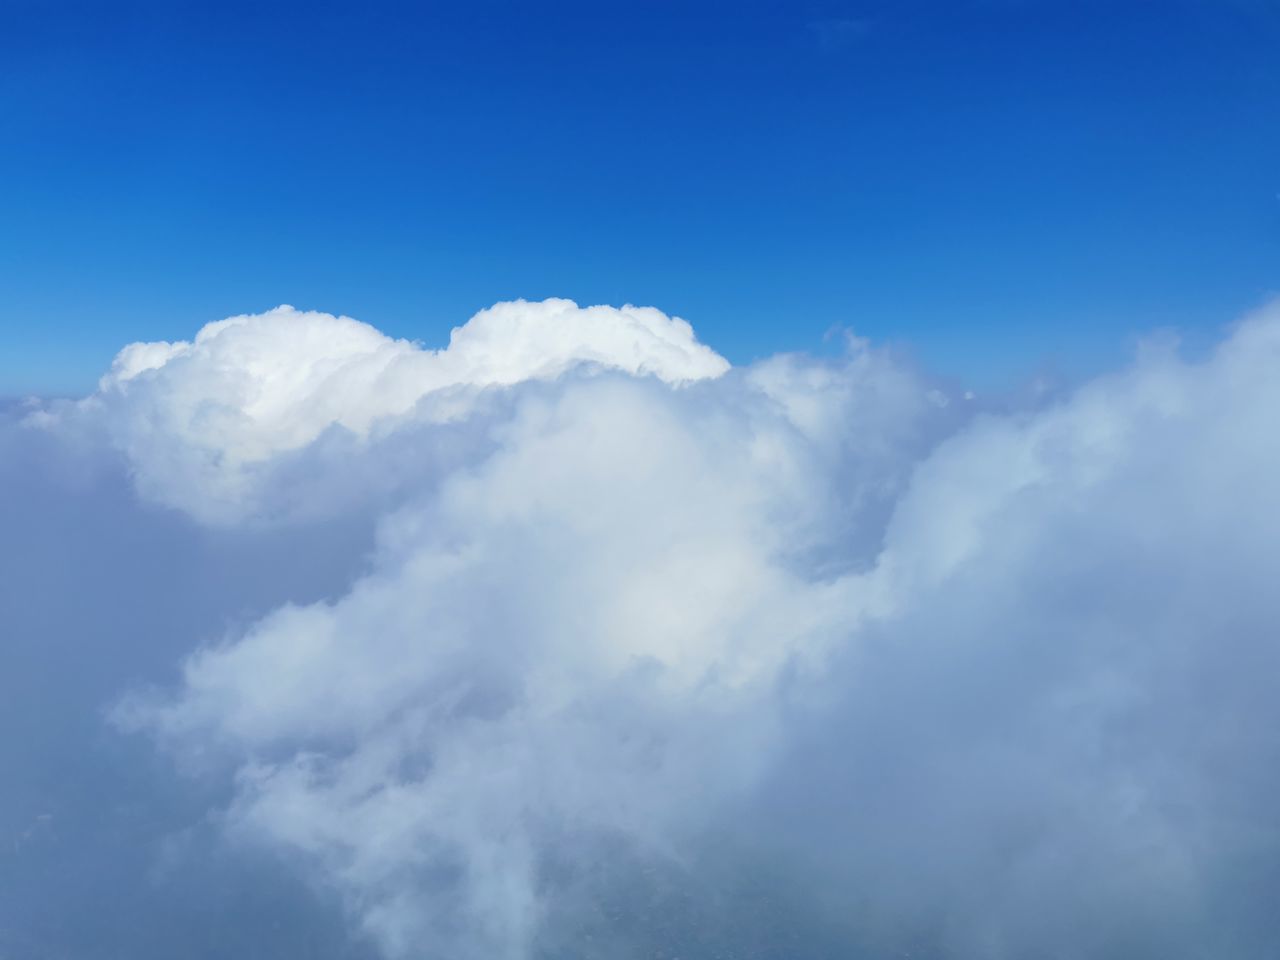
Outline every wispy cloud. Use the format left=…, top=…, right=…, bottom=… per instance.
left=808, top=16, right=873, bottom=51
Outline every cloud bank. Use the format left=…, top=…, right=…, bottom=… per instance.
left=6, top=297, right=1280, bottom=959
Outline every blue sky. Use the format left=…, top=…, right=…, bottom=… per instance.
left=5, top=8, right=1280, bottom=956
left=2, top=0, right=1277, bottom=393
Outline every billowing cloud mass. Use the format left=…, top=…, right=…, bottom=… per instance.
left=49, top=299, right=727, bottom=522
left=5, top=297, right=1280, bottom=959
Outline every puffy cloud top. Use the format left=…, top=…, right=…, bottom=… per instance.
left=77, top=299, right=727, bottom=519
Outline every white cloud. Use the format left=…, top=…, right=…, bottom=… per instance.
left=53, top=299, right=727, bottom=522
left=14, top=298, right=1280, bottom=959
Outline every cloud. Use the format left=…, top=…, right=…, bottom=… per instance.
left=808, top=16, right=872, bottom=52
left=7, top=298, right=1280, bottom=959
left=39, top=299, right=727, bottom=523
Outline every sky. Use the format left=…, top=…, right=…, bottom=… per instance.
left=2, top=0, right=1278, bottom=393
left=4, top=5, right=1280, bottom=960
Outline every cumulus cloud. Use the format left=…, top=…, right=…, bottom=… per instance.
left=44, top=299, right=727, bottom=522
left=7, top=298, right=1280, bottom=959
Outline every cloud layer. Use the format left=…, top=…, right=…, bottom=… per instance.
left=7, top=298, right=1280, bottom=959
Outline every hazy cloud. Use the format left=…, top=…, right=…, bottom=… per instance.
left=5, top=299, right=1280, bottom=959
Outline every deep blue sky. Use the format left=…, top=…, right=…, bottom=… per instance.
left=2, top=0, right=1278, bottom=393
